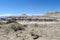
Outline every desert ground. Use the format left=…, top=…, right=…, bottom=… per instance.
left=0, top=12, right=60, bottom=40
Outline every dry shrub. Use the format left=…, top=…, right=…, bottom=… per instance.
left=29, top=31, right=40, bottom=39
left=0, top=21, right=6, bottom=25
left=7, top=20, right=17, bottom=24
left=11, top=23, right=24, bottom=31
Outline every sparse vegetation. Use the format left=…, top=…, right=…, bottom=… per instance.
left=34, top=23, right=38, bottom=27
left=0, top=12, right=60, bottom=40
left=0, top=21, right=6, bottom=25
left=7, top=20, right=17, bottom=24
left=30, top=31, right=40, bottom=39
left=11, top=23, right=24, bottom=31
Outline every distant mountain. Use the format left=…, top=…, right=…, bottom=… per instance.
left=44, top=12, right=60, bottom=18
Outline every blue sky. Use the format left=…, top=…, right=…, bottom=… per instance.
left=0, top=0, right=60, bottom=16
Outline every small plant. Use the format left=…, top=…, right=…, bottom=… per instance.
left=30, top=31, right=39, bottom=39
left=5, top=29, right=11, bottom=34
left=11, top=23, right=24, bottom=31
left=34, top=23, right=38, bottom=27
left=23, top=24, right=27, bottom=27
left=7, top=20, right=17, bottom=24
left=0, top=21, right=5, bottom=25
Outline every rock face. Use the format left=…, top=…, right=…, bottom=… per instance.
left=0, top=23, right=60, bottom=40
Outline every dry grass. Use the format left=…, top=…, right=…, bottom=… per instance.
left=11, top=23, right=24, bottom=31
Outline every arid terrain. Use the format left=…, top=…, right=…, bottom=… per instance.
left=0, top=12, right=60, bottom=40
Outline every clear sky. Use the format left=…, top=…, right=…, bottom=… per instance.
left=0, top=0, right=60, bottom=16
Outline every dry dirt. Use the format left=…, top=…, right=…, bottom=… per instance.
left=0, top=22, right=60, bottom=40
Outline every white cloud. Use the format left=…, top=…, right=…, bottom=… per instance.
left=0, top=13, right=44, bottom=16
left=0, top=14, right=13, bottom=16
left=29, top=13, right=44, bottom=16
